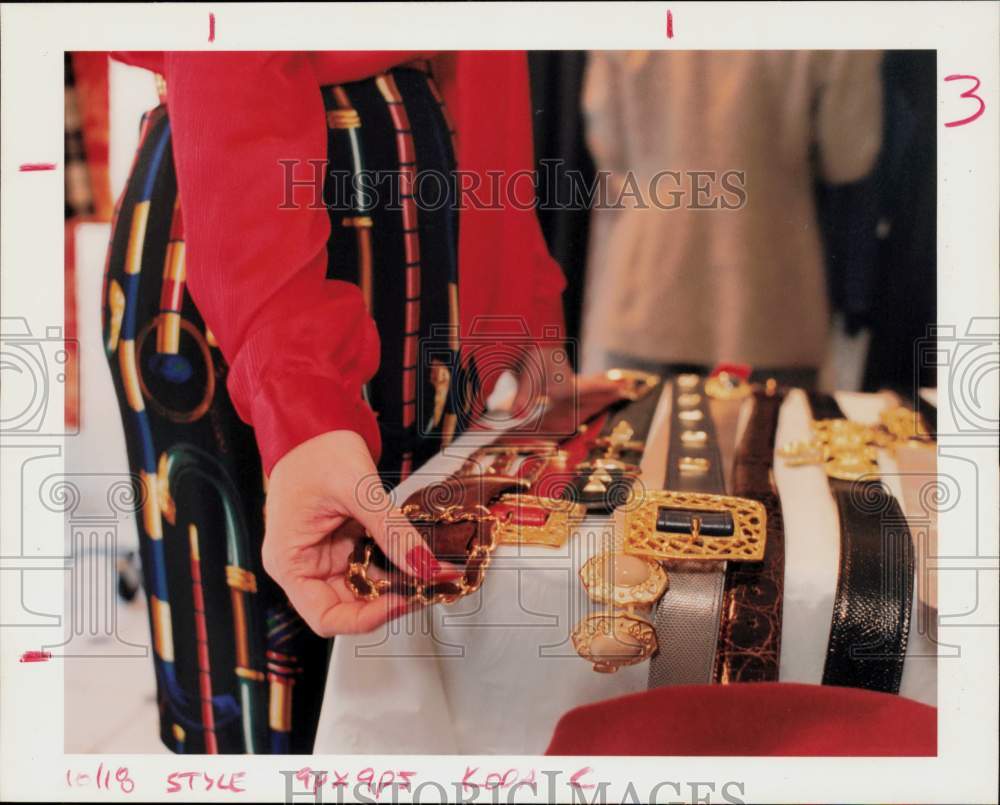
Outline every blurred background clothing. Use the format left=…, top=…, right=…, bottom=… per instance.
left=861, top=50, right=937, bottom=393
left=580, top=50, right=884, bottom=375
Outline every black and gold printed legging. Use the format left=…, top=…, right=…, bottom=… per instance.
left=102, top=63, right=473, bottom=753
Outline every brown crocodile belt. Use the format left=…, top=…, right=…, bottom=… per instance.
left=713, top=383, right=787, bottom=683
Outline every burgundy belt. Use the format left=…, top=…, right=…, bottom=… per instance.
left=713, top=383, right=787, bottom=683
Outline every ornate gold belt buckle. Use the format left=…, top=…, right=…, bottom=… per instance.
left=780, top=418, right=883, bottom=481
left=580, top=551, right=668, bottom=607
left=571, top=612, right=658, bottom=673
left=574, top=547, right=668, bottom=673
left=879, top=405, right=935, bottom=449
left=622, top=489, right=767, bottom=563
left=822, top=445, right=880, bottom=481
left=346, top=503, right=500, bottom=606
left=492, top=494, right=586, bottom=548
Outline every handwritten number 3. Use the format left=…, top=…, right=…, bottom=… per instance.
left=944, top=74, right=985, bottom=128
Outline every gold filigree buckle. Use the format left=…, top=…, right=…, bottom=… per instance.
left=492, top=494, right=586, bottom=548
left=622, top=489, right=767, bottom=563
left=571, top=613, right=658, bottom=673
left=604, top=368, right=661, bottom=400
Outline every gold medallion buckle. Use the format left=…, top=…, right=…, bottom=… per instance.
left=622, top=489, right=767, bottom=563
left=571, top=613, right=658, bottom=673
left=580, top=551, right=668, bottom=607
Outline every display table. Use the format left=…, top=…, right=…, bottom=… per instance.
left=314, top=387, right=938, bottom=755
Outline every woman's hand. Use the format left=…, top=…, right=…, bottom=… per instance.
left=262, top=430, right=460, bottom=637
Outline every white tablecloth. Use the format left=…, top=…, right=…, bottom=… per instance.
left=314, top=388, right=937, bottom=754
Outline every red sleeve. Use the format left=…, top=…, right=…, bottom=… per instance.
left=436, top=52, right=567, bottom=345
left=163, top=52, right=381, bottom=475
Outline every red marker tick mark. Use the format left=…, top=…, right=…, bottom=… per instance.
left=19, top=163, right=56, bottom=172
left=666, top=10, right=674, bottom=39
left=20, top=650, right=51, bottom=663
left=208, top=12, right=216, bottom=42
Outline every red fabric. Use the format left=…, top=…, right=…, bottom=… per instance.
left=64, top=221, right=80, bottom=431
left=545, top=683, right=937, bottom=756
left=71, top=52, right=113, bottom=221
left=110, top=51, right=566, bottom=474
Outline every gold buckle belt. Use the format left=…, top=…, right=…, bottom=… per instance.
left=778, top=405, right=935, bottom=482
left=622, top=489, right=768, bottom=563
left=572, top=487, right=767, bottom=673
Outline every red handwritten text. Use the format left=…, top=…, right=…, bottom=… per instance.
left=944, top=74, right=985, bottom=128
left=65, top=763, right=134, bottom=794
left=165, top=771, right=245, bottom=794
left=294, top=767, right=416, bottom=798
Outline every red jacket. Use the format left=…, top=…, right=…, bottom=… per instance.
left=113, top=51, right=566, bottom=473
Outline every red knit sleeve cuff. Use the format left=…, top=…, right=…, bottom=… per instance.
left=247, top=371, right=382, bottom=477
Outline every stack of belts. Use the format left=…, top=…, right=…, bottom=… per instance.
left=639, top=379, right=925, bottom=693
left=348, top=370, right=931, bottom=697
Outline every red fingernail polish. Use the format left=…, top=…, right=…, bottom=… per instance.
left=405, top=545, right=440, bottom=581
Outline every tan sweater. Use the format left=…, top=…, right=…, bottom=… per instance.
left=581, top=50, right=884, bottom=370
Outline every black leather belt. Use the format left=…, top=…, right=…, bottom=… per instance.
left=647, top=375, right=730, bottom=687
left=564, top=379, right=664, bottom=513
left=713, top=383, right=787, bottom=683
left=806, top=391, right=915, bottom=694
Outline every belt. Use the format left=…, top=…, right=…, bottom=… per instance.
left=563, top=376, right=664, bottom=513
left=454, top=370, right=660, bottom=546
left=346, top=475, right=527, bottom=605
left=646, top=374, right=734, bottom=687
left=801, top=391, right=916, bottom=694
left=713, top=382, right=787, bottom=683
left=884, top=394, right=938, bottom=612
left=347, top=372, right=655, bottom=602
left=570, top=372, right=768, bottom=675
